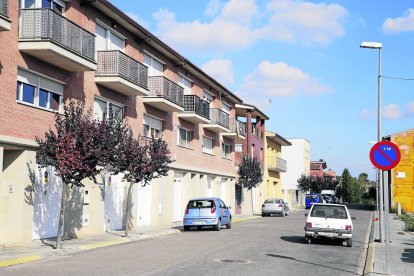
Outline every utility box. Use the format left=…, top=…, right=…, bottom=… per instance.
left=83, top=189, right=90, bottom=205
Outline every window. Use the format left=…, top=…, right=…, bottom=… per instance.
left=179, top=74, right=192, bottom=95
left=222, top=102, right=231, bottom=114
left=144, top=114, right=162, bottom=138
left=94, top=97, right=123, bottom=121
left=144, top=53, right=164, bottom=77
left=178, top=127, right=191, bottom=148
left=222, top=143, right=232, bottom=159
left=203, top=91, right=213, bottom=108
left=95, top=23, right=125, bottom=53
left=202, top=136, right=213, bottom=154
left=16, top=68, right=63, bottom=112
left=42, top=0, right=65, bottom=14
left=235, top=144, right=243, bottom=152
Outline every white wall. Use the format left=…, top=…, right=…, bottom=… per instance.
left=281, top=139, right=310, bottom=190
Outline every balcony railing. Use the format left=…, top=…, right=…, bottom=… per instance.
left=19, top=8, right=95, bottom=62
left=229, top=119, right=246, bottom=136
left=267, top=156, right=287, bottom=172
left=0, top=0, right=8, bottom=17
left=97, top=50, right=148, bottom=89
left=252, top=124, right=263, bottom=140
left=147, top=76, right=184, bottom=107
left=183, top=95, right=209, bottom=119
left=210, top=108, right=229, bottom=129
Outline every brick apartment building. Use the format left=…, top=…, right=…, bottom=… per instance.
left=0, top=0, right=268, bottom=246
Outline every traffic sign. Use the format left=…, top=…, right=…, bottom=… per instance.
left=369, top=141, right=401, bottom=170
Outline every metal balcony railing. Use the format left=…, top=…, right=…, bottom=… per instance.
left=209, top=108, right=229, bottom=129
left=183, top=95, right=209, bottom=119
left=0, top=0, right=8, bottom=17
left=19, top=8, right=96, bottom=62
left=252, top=124, right=263, bottom=140
left=147, top=76, right=184, bottom=107
left=229, top=119, right=246, bottom=136
left=97, top=50, right=148, bottom=89
left=267, top=156, right=287, bottom=172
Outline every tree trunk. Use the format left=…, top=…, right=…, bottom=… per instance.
left=56, top=183, right=66, bottom=249
left=251, top=188, right=254, bottom=216
left=124, top=183, right=134, bottom=237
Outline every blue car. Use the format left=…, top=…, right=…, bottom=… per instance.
left=305, top=194, right=322, bottom=209
left=183, top=197, right=232, bottom=231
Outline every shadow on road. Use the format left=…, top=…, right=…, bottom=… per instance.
left=280, top=236, right=304, bottom=244
left=266, top=254, right=361, bottom=275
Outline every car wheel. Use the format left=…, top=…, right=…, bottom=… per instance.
left=226, top=218, right=232, bottom=229
left=262, top=213, right=266, bottom=217
left=215, top=219, right=221, bottom=231
left=347, top=238, right=353, bottom=247
left=183, top=226, right=190, bottom=232
left=305, top=237, right=312, bottom=244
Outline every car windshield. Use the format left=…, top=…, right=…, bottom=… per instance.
left=310, top=205, right=348, bottom=219
left=187, top=200, right=214, bottom=209
left=306, top=195, right=319, bottom=202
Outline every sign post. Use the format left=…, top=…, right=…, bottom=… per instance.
left=370, top=140, right=401, bottom=275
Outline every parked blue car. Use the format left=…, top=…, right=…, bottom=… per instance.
left=305, top=194, right=322, bottom=209
left=183, top=197, right=232, bottom=231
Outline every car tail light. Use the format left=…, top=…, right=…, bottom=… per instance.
left=185, top=207, right=189, bottom=214
left=278, top=204, right=282, bottom=207
left=345, top=225, right=352, bottom=231
left=306, top=222, right=312, bottom=229
left=211, top=203, right=216, bottom=213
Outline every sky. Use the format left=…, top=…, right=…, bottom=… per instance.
left=110, top=0, right=414, bottom=180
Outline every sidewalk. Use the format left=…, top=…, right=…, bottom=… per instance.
left=365, top=212, right=414, bottom=275
left=0, top=214, right=260, bottom=268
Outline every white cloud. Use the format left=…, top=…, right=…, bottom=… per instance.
left=383, top=104, right=401, bottom=120
left=237, top=61, right=330, bottom=106
left=126, top=12, right=150, bottom=29
left=383, top=9, right=414, bottom=33
left=360, top=108, right=375, bottom=120
left=201, top=59, right=234, bottom=85
left=263, top=0, right=348, bottom=45
left=152, top=0, right=348, bottom=54
left=407, top=101, right=414, bottom=115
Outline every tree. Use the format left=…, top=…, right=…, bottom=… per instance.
left=237, top=155, right=263, bottom=215
left=36, top=100, right=116, bottom=249
left=297, top=174, right=311, bottom=192
left=115, top=134, right=172, bottom=237
left=297, top=175, right=337, bottom=194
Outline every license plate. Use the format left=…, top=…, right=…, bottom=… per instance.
left=193, top=221, right=206, bottom=225
left=320, top=232, right=335, bottom=237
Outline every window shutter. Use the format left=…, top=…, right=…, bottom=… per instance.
left=17, top=68, right=38, bottom=86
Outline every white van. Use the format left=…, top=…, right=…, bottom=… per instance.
left=304, top=203, right=354, bottom=247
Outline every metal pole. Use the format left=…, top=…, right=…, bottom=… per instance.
left=378, top=47, right=384, bottom=243
left=383, top=170, right=391, bottom=274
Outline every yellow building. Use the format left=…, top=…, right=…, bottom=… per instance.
left=388, top=129, right=414, bottom=212
left=264, top=131, right=291, bottom=201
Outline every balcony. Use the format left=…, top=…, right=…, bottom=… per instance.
left=267, top=156, right=287, bottom=173
left=0, top=0, right=10, bottom=31
left=252, top=124, right=263, bottom=140
left=143, top=76, right=184, bottom=112
left=202, top=108, right=230, bottom=133
left=95, top=51, right=149, bottom=96
left=178, top=95, right=210, bottom=124
left=19, top=8, right=96, bottom=71
left=222, top=119, right=246, bottom=140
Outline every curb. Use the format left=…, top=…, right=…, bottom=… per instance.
left=78, top=238, right=130, bottom=251
left=0, top=255, right=42, bottom=268
left=362, top=211, right=374, bottom=275
left=233, top=216, right=260, bottom=224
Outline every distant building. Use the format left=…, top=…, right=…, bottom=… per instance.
left=310, top=159, right=336, bottom=181
left=282, top=138, right=310, bottom=207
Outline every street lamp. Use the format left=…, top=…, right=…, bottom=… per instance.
left=360, top=41, right=383, bottom=243
left=361, top=41, right=391, bottom=275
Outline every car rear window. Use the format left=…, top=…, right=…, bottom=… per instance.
left=310, top=205, right=348, bottom=219
left=264, top=199, right=281, bottom=204
left=187, top=200, right=215, bottom=209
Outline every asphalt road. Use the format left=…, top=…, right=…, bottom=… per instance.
left=2, top=208, right=372, bottom=276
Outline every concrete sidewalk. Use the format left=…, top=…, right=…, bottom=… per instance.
left=365, top=213, right=414, bottom=275
left=0, top=214, right=260, bottom=268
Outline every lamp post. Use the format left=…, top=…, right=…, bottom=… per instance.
left=361, top=41, right=391, bottom=274
left=360, top=41, right=383, bottom=243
